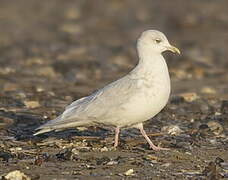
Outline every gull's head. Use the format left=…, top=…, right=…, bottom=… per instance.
left=137, top=30, right=180, bottom=55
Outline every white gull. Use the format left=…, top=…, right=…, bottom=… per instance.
left=34, top=30, right=180, bottom=151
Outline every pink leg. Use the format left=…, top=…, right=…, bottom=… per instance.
left=135, top=123, right=169, bottom=151
left=114, top=127, right=120, bottom=147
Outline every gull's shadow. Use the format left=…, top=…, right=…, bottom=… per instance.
left=0, top=110, right=109, bottom=141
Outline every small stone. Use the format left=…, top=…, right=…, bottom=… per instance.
left=209, top=139, right=217, bottom=145
left=61, top=171, right=70, bottom=175
left=161, top=125, right=183, bottom=135
left=71, top=148, right=79, bottom=155
left=15, top=92, right=27, bottom=99
left=100, top=147, right=109, bottom=152
left=146, top=155, right=158, bottom=161
left=25, top=57, right=47, bottom=66
left=76, top=127, right=88, bottom=131
left=60, top=24, right=82, bottom=35
left=24, top=101, right=40, bottom=109
left=36, top=86, right=45, bottom=92
left=107, top=160, right=118, bottom=166
left=215, top=112, right=221, bottom=116
left=4, top=170, right=31, bottom=180
left=185, top=152, right=192, bottom=155
left=207, top=121, right=223, bottom=135
left=151, top=160, right=158, bottom=164
left=85, top=164, right=95, bottom=169
left=201, top=87, right=216, bottom=94
left=179, top=92, right=199, bottom=102
left=124, top=169, right=134, bottom=176
left=161, top=163, right=171, bottom=167
left=0, top=67, right=15, bottom=75
left=9, top=147, right=22, bottom=152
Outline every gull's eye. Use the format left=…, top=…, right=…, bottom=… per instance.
left=155, top=39, right=162, bottom=43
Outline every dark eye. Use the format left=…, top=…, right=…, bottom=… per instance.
left=155, top=39, right=162, bottom=43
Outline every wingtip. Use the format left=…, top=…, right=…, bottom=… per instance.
left=33, top=128, right=52, bottom=136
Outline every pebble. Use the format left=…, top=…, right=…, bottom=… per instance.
left=100, top=147, right=109, bottom=152
left=161, top=163, right=171, bottom=167
left=76, top=127, right=88, bottom=131
left=179, top=92, right=199, bottom=102
left=71, top=148, right=80, bottom=155
left=201, top=87, right=216, bottom=94
left=146, top=155, right=158, bottom=161
left=214, top=112, right=221, bottom=116
left=36, top=86, right=45, bottom=92
left=124, top=169, right=134, bottom=176
left=161, top=125, right=183, bottom=135
left=9, top=147, right=22, bottom=152
left=0, top=67, right=15, bottom=75
left=3, top=170, right=31, bottom=180
left=25, top=57, right=47, bottom=66
left=107, top=160, right=118, bottom=166
left=207, top=121, right=223, bottom=135
left=209, top=139, right=217, bottom=145
left=23, top=100, right=40, bottom=109
left=60, top=24, right=82, bottom=35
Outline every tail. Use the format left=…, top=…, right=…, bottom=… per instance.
left=33, top=117, right=90, bottom=136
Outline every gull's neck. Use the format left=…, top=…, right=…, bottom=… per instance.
left=138, top=48, right=163, bottom=67
left=131, top=46, right=169, bottom=78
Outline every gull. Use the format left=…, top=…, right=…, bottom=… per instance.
left=34, top=30, right=180, bottom=151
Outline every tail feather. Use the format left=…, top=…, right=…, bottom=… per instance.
left=34, top=119, right=91, bottom=136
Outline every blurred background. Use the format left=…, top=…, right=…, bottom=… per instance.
left=0, top=0, right=228, bottom=178
left=0, top=0, right=227, bottom=98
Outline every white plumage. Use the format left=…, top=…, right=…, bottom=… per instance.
left=34, top=30, right=180, bottom=150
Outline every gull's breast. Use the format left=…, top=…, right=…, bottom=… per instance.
left=116, top=74, right=171, bottom=127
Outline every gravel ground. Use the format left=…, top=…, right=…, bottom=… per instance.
left=0, top=0, right=228, bottom=179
